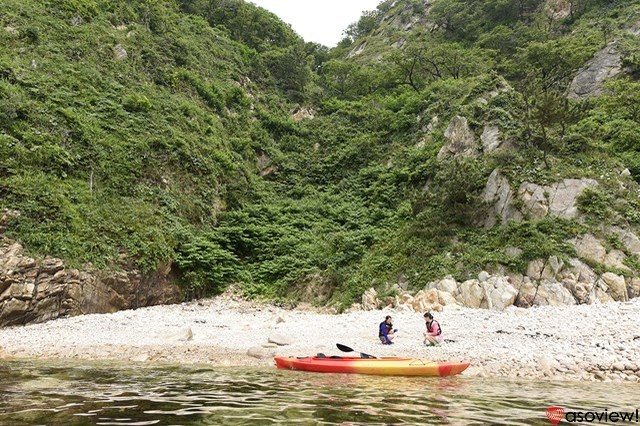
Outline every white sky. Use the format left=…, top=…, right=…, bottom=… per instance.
left=248, top=0, right=383, bottom=47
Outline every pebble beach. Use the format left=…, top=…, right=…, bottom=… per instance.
left=0, top=295, right=639, bottom=383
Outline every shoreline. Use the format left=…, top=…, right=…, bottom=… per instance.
left=0, top=296, right=639, bottom=383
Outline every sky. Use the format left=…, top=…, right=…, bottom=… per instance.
left=248, top=0, right=383, bottom=47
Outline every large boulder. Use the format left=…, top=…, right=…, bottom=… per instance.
left=516, top=280, right=576, bottom=307
left=427, top=276, right=459, bottom=294
left=562, top=278, right=591, bottom=304
left=436, top=290, right=459, bottom=306
left=411, top=289, right=442, bottom=312
left=591, top=280, right=615, bottom=304
left=162, top=327, right=193, bottom=342
left=518, top=179, right=598, bottom=220
left=483, top=276, right=518, bottom=310
left=481, top=125, right=502, bottom=153
left=268, top=332, right=293, bottom=346
left=518, top=183, right=550, bottom=220
left=112, top=44, right=128, bottom=60
left=526, top=257, right=564, bottom=282
left=526, top=259, right=546, bottom=281
left=609, top=227, right=640, bottom=256
left=600, top=272, right=628, bottom=302
left=291, top=107, right=314, bottom=121
left=347, top=42, right=367, bottom=58
left=455, top=279, right=514, bottom=310
left=565, top=258, right=598, bottom=285
left=247, top=346, right=276, bottom=359
left=361, top=288, right=380, bottom=311
left=454, top=279, right=485, bottom=308
left=549, top=179, right=599, bottom=218
left=481, top=169, right=522, bottom=228
left=569, top=234, right=607, bottom=263
left=603, top=250, right=630, bottom=271
left=437, top=116, right=479, bottom=160
left=628, top=278, right=640, bottom=299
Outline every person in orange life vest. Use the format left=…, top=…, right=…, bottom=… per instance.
left=423, top=312, right=443, bottom=346
left=379, top=315, right=397, bottom=344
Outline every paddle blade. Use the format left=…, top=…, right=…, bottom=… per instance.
left=336, top=343, right=354, bottom=352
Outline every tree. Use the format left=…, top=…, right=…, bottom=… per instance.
left=261, top=43, right=312, bottom=100
left=384, top=40, right=493, bottom=91
left=322, top=60, right=358, bottom=97
left=179, top=0, right=299, bottom=50
left=528, top=91, right=567, bottom=168
left=516, top=40, right=586, bottom=93
left=386, top=48, right=426, bottom=92
left=344, top=10, right=383, bottom=43
left=429, top=0, right=470, bottom=35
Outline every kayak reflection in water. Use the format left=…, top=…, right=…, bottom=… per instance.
left=423, top=312, right=443, bottom=347
left=379, top=315, right=397, bottom=344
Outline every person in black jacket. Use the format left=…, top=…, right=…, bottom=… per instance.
left=379, top=315, right=397, bottom=344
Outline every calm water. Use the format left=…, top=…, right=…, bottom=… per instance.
left=1, top=360, right=638, bottom=425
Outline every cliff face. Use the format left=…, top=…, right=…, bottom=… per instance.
left=0, top=211, right=182, bottom=326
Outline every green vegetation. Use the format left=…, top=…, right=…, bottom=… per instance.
left=2, top=0, right=640, bottom=309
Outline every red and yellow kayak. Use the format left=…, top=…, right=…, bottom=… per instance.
left=274, top=356, right=470, bottom=377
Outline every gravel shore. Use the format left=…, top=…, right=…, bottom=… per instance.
left=1, top=295, right=639, bottom=383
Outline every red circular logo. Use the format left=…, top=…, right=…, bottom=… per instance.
left=546, top=406, right=565, bottom=424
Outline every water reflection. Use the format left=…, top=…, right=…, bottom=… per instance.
left=0, top=360, right=638, bottom=425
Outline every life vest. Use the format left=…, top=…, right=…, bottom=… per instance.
left=427, top=320, right=442, bottom=335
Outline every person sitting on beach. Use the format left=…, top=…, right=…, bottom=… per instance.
left=379, top=315, right=397, bottom=345
left=423, top=312, right=443, bottom=346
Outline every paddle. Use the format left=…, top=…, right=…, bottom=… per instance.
left=336, top=343, right=377, bottom=359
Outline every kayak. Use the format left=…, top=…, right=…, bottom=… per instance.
left=274, top=356, right=470, bottom=377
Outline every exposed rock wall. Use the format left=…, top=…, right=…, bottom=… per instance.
left=0, top=212, right=182, bottom=327
left=481, top=169, right=598, bottom=227
left=437, top=116, right=479, bottom=160
left=567, top=17, right=640, bottom=99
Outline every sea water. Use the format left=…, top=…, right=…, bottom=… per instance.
left=0, top=360, right=638, bottom=425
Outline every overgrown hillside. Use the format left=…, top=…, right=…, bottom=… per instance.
left=0, top=0, right=315, bottom=298
left=2, top=0, right=640, bottom=310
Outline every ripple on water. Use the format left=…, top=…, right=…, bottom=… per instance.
left=0, top=360, right=638, bottom=425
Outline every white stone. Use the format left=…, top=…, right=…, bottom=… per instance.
left=268, top=332, right=293, bottom=346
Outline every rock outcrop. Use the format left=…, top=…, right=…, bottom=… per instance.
left=568, top=41, right=622, bottom=99
left=112, top=44, right=128, bottom=60
left=0, top=235, right=182, bottom=327
left=437, top=116, right=479, bottom=160
left=481, top=169, right=522, bottom=228
left=291, top=107, right=315, bottom=121
left=481, top=125, right=503, bottom=153
left=519, top=178, right=598, bottom=219
left=481, top=170, right=598, bottom=226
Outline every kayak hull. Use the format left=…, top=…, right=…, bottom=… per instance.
left=274, top=356, right=469, bottom=377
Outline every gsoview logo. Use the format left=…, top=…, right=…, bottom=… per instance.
left=546, top=406, right=640, bottom=424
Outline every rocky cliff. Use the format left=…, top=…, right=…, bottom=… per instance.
left=0, top=211, right=182, bottom=327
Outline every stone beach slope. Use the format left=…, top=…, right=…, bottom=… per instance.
left=0, top=294, right=638, bottom=383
